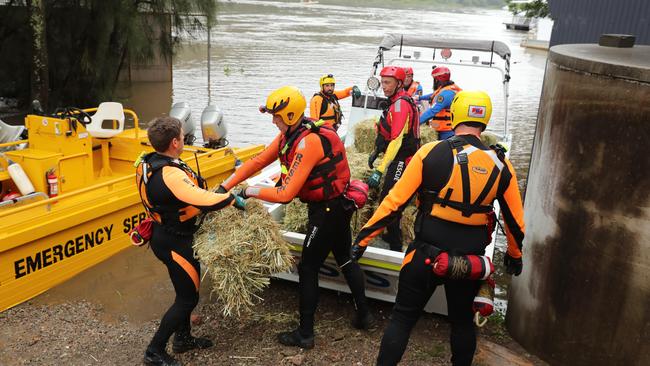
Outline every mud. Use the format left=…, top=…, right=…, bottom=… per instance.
left=0, top=247, right=545, bottom=365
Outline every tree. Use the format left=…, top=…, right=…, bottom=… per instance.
left=27, top=0, right=50, bottom=109
left=507, top=0, right=549, bottom=18
left=4, top=0, right=217, bottom=110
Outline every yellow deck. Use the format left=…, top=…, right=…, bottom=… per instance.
left=0, top=109, right=264, bottom=311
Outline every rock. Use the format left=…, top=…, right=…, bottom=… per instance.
left=474, top=339, right=533, bottom=366
left=191, top=314, right=203, bottom=325
left=287, top=353, right=305, bottom=365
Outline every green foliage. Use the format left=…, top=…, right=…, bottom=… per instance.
left=2, top=0, right=217, bottom=109
left=507, top=0, right=549, bottom=18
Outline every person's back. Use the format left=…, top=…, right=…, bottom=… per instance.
left=352, top=91, right=524, bottom=366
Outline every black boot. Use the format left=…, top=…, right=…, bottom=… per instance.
left=351, top=311, right=376, bottom=331
left=277, top=329, right=315, bottom=349
left=143, top=346, right=181, bottom=366
left=172, top=332, right=213, bottom=354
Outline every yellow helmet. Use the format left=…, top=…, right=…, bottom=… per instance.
left=319, top=74, right=336, bottom=89
left=264, top=86, right=306, bottom=126
left=450, top=90, right=492, bottom=129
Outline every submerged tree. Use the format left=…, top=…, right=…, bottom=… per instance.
left=3, top=0, right=216, bottom=110
left=506, top=0, right=549, bottom=18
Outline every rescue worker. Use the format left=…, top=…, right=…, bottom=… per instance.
left=403, top=67, right=423, bottom=98
left=136, top=116, right=246, bottom=366
left=367, top=66, right=420, bottom=252
left=309, top=74, right=361, bottom=131
left=218, top=86, right=373, bottom=349
left=415, top=66, right=462, bottom=140
left=352, top=91, right=525, bottom=366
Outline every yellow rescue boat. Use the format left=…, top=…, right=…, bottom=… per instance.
left=0, top=103, right=263, bottom=312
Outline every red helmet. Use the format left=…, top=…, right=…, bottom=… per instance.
left=380, top=66, right=406, bottom=82
left=403, top=67, right=414, bottom=76
left=431, top=66, right=451, bottom=82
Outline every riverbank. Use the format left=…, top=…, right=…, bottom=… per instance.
left=0, top=247, right=545, bottom=366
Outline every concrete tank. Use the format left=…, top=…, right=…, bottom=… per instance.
left=507, top=41, right=650, bottom=365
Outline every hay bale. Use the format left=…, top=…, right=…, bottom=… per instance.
left=194, top=200, right=293, bottom=317
left=346, top=149, right=374, bottom=181
left=480, top=131, right=499, bottom=147
left=420, top=125, right=438, bottom=145
left=282, top=200, right=308, bottom=233
left=353, top=118, right=379, bottom=153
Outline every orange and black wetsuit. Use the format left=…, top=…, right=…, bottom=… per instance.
left=138, top=153, right=237, bottom=352
left=355, top=135, right=525, bottom=366
left=309, top=87, right=353, bottom=131
left=222, top=119, right=369, bottom=338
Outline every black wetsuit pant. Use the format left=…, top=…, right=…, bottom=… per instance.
left=377, top=216, right=487, bottom=366
left=149, top=224, right=200, bottom=351
left=380, top=158, right=409, bottom=252
left=298, top=196, right=369, bottom=337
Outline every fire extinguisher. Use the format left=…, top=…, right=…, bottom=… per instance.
left=46, top=169, right=59, bottom=198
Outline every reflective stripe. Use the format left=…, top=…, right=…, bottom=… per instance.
left=484, top=149, right=504, bottom=171
left=452, top=146, right=504, bottom=171
left=453, top=146, right=479, bottom=165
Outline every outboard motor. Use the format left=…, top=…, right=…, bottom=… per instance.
left=201, top=104, right=228, bottom=149
left=169, top=102, right=196, bottom=145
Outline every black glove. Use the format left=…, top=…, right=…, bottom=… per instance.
left=504, top=254, right=523, bottom=276
left=350, top=243, right=367, bottom=262
left=215, top=185, right=227, bottom=194
left=368, top=150, right=380, bottom=169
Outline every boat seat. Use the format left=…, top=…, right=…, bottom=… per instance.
left=0, top=119, right=25, bottom=146
left=87, top=102, right=125, bottom=138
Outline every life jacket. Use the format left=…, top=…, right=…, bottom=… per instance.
left=428, top=83, right=462, bottom=132
left=135, top=153, right=208, bottom=233
left=314, top=92, right=343, bottom=130
left=278, top=119, right=350, bottom=203
left=417, top=135, right=506, bottom=226
left=376, top=93, right=420, bottom=160
left=405, top=81, right=421, bottom=97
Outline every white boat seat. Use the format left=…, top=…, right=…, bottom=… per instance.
left=0, top=119, right=25, bottom=145
left=87, top=102, right=125, bottom=138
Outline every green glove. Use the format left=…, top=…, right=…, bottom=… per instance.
left=352, top=85, right=361, bottom=98
left=367, top=170, right=382, bottom=188
left=350, top=243, right=366, bottom=261
left=232, top=190, right=248, bottom=210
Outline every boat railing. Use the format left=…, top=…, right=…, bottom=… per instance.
left=0, top=192, right=49, bottom=209
left=384, top=57, right=510, bottom=141
left=0, top=139, right=28, bottom=149
left=0, top=173, right=135, bottom=217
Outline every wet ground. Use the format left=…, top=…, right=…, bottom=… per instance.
left=0, top=247, right=546, bottom=365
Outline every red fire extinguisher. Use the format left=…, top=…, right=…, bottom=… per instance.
left=46, top=169, right=59, bottom=198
